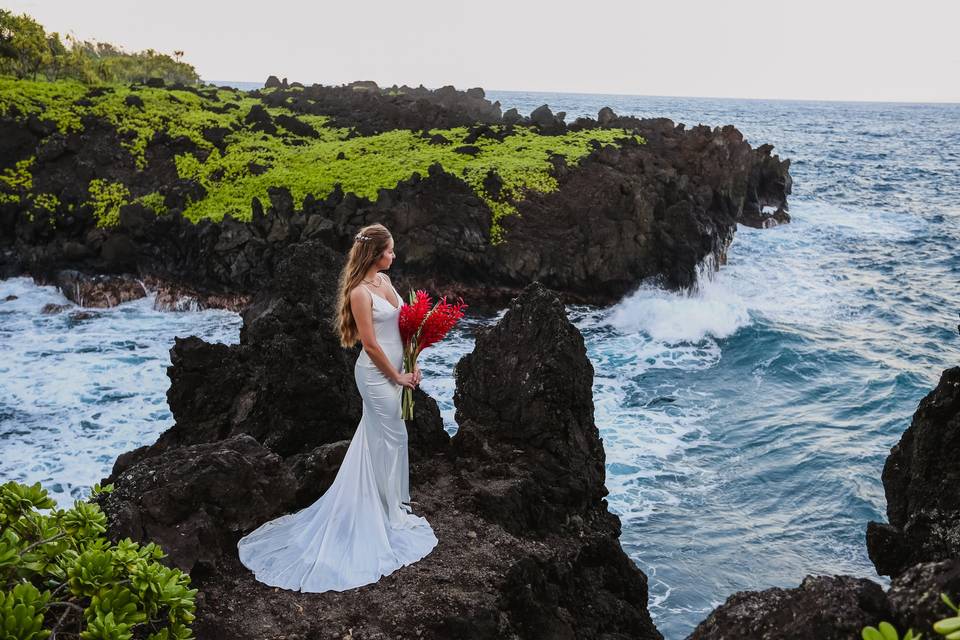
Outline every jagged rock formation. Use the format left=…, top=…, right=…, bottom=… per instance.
left=886, top=560, right=960, bottom=634
left=258, top=80, right=503, bottom=135
left=450, top=283, right=606, bottom=535
left=867, top=366, right=960, bottom=577
left=95, top=270, right=663, bottom=639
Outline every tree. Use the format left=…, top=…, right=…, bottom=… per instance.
left=0, top=10, right=51, bottom=79
left=0, top=10, right=201, bottom=85
left=44, top=32, right=67, bottom=80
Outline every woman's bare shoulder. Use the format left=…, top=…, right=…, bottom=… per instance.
left=349, top=285, right=370, bottom=302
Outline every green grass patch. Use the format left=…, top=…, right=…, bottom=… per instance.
left=177, top=124, right=642, bottom=243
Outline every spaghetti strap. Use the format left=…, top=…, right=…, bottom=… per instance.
left=359, top=283, right=375, bottom=308
left=359, top=275, right=400, bottom=310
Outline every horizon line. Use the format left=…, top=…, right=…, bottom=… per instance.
left=201, top=78, right=960, bottom=107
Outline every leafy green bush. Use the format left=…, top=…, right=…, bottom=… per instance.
left=0, top=10, right=199, bottom=84
left=0, top=480, right=197, bottom=640
left=862, top=592, right=960, bottom=640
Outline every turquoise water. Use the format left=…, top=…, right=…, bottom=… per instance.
left=3, top=89, right=959, bottom=638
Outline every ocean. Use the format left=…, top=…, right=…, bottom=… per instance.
left=2, top=85, right=959, bottom=638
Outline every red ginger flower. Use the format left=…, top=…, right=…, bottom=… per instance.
left=399, top=289, right=432, bottom=344
left=396, top=290, right=468, bottom=421
left=416, top=296, right=467, bottom=353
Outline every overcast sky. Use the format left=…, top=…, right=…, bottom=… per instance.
left=6, top=0, right=959, bottom=103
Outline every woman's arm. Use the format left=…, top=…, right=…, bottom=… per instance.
left=350, top=287, right=413, bottom=388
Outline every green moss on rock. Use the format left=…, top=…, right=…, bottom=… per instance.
left=0, top=156, right=34, bottom=191
left=1, top=78, right=645, bottom=240
left=88, top=178, right=130, bottom=227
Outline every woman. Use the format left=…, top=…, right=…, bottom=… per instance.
left=237, top=223, right=438, bottom=592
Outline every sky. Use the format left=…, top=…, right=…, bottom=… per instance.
left=6, top=0, right=959, bottom=103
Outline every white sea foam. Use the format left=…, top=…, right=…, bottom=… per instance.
left=605, top=281, right=750, bottom=344
left=0, top=277, right=241, bottom=506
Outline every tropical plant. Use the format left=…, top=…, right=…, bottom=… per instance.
left=0, top=480, right=197, bottom=639
left=862, top=592, right=960, bottom=640
left=862, top=621, right=922, bottom=640
left=934, top=593, right=960, bottom=639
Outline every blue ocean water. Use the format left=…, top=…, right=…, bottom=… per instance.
left=2, top=88, right=959, bottom=638
left=482, top=91, right=960, bottom=637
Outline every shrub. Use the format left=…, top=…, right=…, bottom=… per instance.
left=0, top=480, right=197, bottom=639
left=862, top=592, right=960, bottom=640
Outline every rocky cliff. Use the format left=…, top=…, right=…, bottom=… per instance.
left=867, top=367, right=960, bottom=577
left=0, top=78, right=791, bottom=310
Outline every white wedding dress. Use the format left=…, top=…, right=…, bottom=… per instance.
left=237, top=278, right=438, bottom=592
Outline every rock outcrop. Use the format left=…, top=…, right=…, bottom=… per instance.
left=687, top=559, right=960, bottom=640
left=687, top=575, right=892, bottom=640
left=867, top=366, right=960, bottom=578
left=1, top=83, right=791, bottom=310
left=451, top=283, right=606, bottom=535
left=258, top=80, right=504, bottom=135
left=95, top=273, right=662, bottom=639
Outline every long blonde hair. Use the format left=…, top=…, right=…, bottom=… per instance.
left=333, top=223, right=394, bottom=348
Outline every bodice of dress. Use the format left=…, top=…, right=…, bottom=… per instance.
left=357, top=278, right=403, bottom=369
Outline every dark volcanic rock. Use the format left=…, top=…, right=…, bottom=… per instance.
left=887, top=560, right=960, bottom=636
left=99, top=434, right=296, bottom=573
left=490, top=119, right=791, bottom=296
left=258, top=81, right=502, bottom=136
left=687, top=575, right=892, bottom=640
left=97, top=279, right=662, bottom=639
left=867, top=366, right=960, bottom=577
left=43, top=269, right=147, bottom=307
left=451, top=282, right=605, bottom=535
left=121, top=241, right=369, bottom=462
left=40, top=302, right=70, bottom=314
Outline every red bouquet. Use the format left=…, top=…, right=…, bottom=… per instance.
left=398, top=289, right=468, bottom=420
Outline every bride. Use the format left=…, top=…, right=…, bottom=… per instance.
left=237, top=223, right=439, bottom=592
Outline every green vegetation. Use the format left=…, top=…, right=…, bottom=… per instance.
left=171, top=121, right=640, bottom=243
left=862, top=622, right=923, bottom=640
left=88, top=179, right=131, bottom=227
left=861, top=592, right=960, bottom=640
left=0, top=156, right=34, bottom=190
left=134, top=192, right=168, bottom=216
left=0, top=480, right=197, bottom=639
left=0, top=10, right=198, bottom=84
left=0, top=77, right=644, bottom=242
left=0, top=77, right=264, bottom=167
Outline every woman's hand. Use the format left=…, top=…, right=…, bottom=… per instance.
left=413, top=367, right=422, bottom=386
left=395, top=371, right=417, bottom=389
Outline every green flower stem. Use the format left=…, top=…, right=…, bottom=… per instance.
left=402, top=350, right=417, bottom=420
